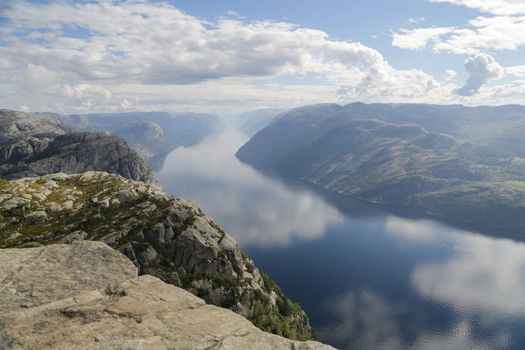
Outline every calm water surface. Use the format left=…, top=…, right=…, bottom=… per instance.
left=157, top=128, right=525, bottom=350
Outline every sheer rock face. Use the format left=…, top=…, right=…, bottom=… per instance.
left=0, top=110, right=156, bottom=185
left=0, top=241, right=334, bottom=350
left=0, top=172, right=316, bottom=341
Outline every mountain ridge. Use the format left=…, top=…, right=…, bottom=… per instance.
left=237, top=102, right=525, bottom=236
left=0, top=110, right=156, bottom=184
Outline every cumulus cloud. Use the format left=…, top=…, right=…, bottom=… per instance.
left=506, top=65, right=525, bottom=77
left=434, top=15, right=525, bottom=54
left=408, top=17, right=426, bottom=24
left=429, top=0, right=525, bottom=16
left=0, top=0, right=443, bottom=113
left=392, top=27, right=454, bottom=51
left=456, top=53, right=503, bottom=96
left=446, top=69, right=458, bottom=80
left=15, top=64, right=57, bottom=91
left=393, top=16, right=525, bottom=54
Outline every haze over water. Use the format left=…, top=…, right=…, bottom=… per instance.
left=157, top=128, right=525, bottom=350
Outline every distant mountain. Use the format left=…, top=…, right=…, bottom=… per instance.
left=237, top=103, right=525, bottom=235
left=0, top=110, right=156, bottom=184
left=42, top=111, right=224, bottom=169
left=0, top=109, right=71, bottom=141
left=233, top=108, right=287, bottom=136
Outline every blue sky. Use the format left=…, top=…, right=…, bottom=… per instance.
left=0, top=0, right=524, bottom=113
left=167, top=0, right=523, bottom=76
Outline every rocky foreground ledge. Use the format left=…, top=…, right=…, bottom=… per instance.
left=0, top=171, right=316, bottom=340
left=0, top=241, right=334, bottom=349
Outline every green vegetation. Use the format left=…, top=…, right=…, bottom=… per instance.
left=237, top=103, right=525, bottom=236
left=249, top=272, right=315, bottom=341
left=0, top=174, right=172, bottom=248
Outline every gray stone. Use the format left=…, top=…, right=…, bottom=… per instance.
left=24, top=211, right=48, bottom=224
left=115, top=188, right=137, bottom=202
left=59, top=230, right=88, bottom=243
left=0, top=241, right=137, bottom=313
left=1, top=197, right=29, bottom=210
left=0, top=111, right=157, bottom=185
left=0, top=242, right=334, bottom=350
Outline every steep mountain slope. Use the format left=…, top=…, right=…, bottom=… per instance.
left=237, top=103, right=525, bottom=234
left=0, top=110, right=156, bottom=184
left=0, top=172, right=316, bottom=340
left=0, top=241, right=333, bottom=349
left=233, top=108, right=287, bottom=136
left=44, top=111, right=224, bottom=168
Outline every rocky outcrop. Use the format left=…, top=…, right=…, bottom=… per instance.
left=44, top=111, right=224, bottom=169
left=0, top=109, right=70, bottom=142
left=0, top=241, right=334, bottom=350
left=0, top=172, right=316, bottom=340
left=0, top=110, right=156, bottom=184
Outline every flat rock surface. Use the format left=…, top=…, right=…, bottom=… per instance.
left=0, top=241, right=334, bottom=350
left=0, top=241, right=137, bottom=313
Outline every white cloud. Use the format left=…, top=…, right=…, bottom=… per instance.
left=430, top=0, right=525, bottom=16
left=393, top=16, right=525, bottom=55
left=15, top=64, right=57, bottom=91
left=61, top=84, right=112, bottom=110
left=390, top=1, right=525, bottom=99
left=456, top=53, right=503, bottom=96
left=392, top=27, right=455, bottom=51
left=446, top=69, right=458, bottom=80
left=434, top=15, right=525, bottom=54
left=0, top=1, right=444, bottom=113
left=506, top=65, right=525, bottom=77
left=408, top=17, right=426, bottom=24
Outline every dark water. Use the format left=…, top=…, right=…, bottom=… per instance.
left=157, top=128, right=525, bottom=350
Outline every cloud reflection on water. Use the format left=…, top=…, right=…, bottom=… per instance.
left=156, top=127, right=343, bottom=247
left=384, top=216, right=525, bottom=319
left=320, top=287, right=510, bottom=350
left=157, top=127, right=525, bottom=350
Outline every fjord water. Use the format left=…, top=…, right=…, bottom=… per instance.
left=157, top=128, right=525, bottom=350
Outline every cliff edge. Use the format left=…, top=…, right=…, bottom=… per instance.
left=0, top=241, right=334, bottom=349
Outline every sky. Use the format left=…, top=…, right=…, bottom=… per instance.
left=0, top=0, right=524, bottom=114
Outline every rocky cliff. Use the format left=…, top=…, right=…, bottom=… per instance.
left=0, top=172, right=316, bottom=341
left=0, top=241, right=334, bottom=349
left=43, top=111, right=224, bottom=169
left=0, top=110, right=156, bottom=184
